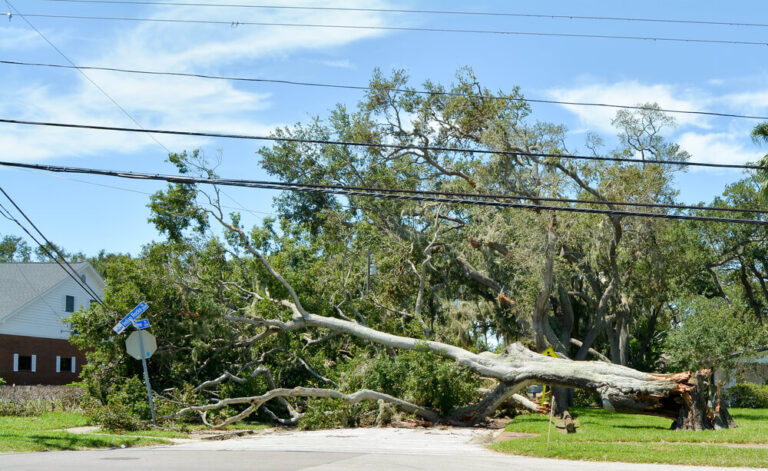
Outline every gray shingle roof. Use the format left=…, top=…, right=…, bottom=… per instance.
left=0, top=262, right=90, bottom=320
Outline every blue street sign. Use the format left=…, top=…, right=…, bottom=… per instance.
left=112, top=301, right=150, bottom=334
left=133, top=318, right=151, bottom=330
left=127, top=301, right=149, bottom=320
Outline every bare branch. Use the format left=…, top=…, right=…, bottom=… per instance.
left=166, top=387, right=441, bottom=428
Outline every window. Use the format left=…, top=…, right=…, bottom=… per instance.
left=13, top=354, right=36, bottom=372
left=65, top=295, right=75, bottom=312
left=57, top=356, right=75, bottom=373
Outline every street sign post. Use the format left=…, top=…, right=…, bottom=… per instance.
left=125, top=330, right=157, bottom=422
left=114, top=301, right=156, bottom=422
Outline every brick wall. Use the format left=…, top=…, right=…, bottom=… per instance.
left=0, top=333, right=85, bottom=385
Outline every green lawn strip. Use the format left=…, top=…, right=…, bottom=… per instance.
left=492, top=408, right=768, bottom=467
left=492, top=438, right=768, bottom=468
left=0, top=412, right=169, bottom=453
left=503, top=408, right=768, bottom=444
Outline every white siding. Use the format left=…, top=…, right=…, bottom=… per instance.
left=0, top=266, right=105, bottom=340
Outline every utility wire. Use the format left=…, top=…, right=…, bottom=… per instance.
left=3, top=2, right=173, bottom=155
left=0, top=189, right=105, bottom=304
left=0, top=161, right=765, bottom=226
left=1, top=118, right=763, bottom=171
left=11, top=13, right=768, bottom=47
left=2, top=159, right=764, bottom=215
left=34, top=1, right=768, bottom=29
left=4, top=5, right=259, bottom=219
left=3, top=59, right=765, bottom=121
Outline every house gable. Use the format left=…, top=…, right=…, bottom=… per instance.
left=0, top=263, right=105, bottom=340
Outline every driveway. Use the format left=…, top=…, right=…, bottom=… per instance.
left=2, top=427, right=765, bottom=470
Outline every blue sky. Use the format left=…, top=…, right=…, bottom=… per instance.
left=1, top=0, right=767, bottom=256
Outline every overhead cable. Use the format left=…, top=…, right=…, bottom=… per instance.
left=3, top=3, right=259, bottom=219
left=0, top=188, right=105, bottom=304
left=3, top=60, right=765, bottom=121
left=0, top=118, right=762, bottom=171
left=0, top=161, right=765, bottom=226
left=4, top=1, right=173, bottom=155
left=33, top=2, right=768, bottom=29
left=12, top=13, right=768, bottom=47
left=0, top=160, right=764, bottom=215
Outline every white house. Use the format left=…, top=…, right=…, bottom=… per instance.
left=0, top=262, right=105, bottom=385
left=714, top=348, right=768, bottom=389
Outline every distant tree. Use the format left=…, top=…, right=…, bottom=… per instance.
left=753, top=122, right=768, bottom=200
left=0, top=235, right=31, bottom=262
left=665, top=295, right=766, bottom=372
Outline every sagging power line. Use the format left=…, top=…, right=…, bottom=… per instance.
left=34, top=1, right=768, bottom=29
left=0, top=187, right=105, bottom=304
left=3, top=60, right=765, bottom=121
left=0, top=117, right=763, bottom=171
left=1, top=161, right=766, bottom=226
left=10, top=13, right=768, bottom=47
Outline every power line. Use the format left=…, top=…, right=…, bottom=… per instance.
left=0, top=188, right=105, bottom=304
left=5, top=5, right=260, bottom=219
left=11, top=13, right=768, bottom=47
left=0, top=161, right=765, bottom=226
left=11, top=166, right=276, bottom=217
left=1, top=117, right=763, bottom=171
left=2, top=159, right=764, bottom=216
left=35, top=1, right=768, bottom=29
left=4, top=2, right=173, bottom=155
left=3, top=59, right=765, bottom=122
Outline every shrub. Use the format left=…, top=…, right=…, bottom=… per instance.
left=573, top=388, right=601, bottom=407
left=298, top=398, right=372, bottom=430
left=0, top=384, right=86, bottom=416
left=88, top=402, right=145, bottom=431
left=344, top=350, right=481, bottom=415
left=726, top=383, right=768, bottom=408
left=0, top=401, right=35, bottom=416
left=83, top=376, right=152, bottom=430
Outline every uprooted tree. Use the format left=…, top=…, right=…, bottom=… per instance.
left=70, top=69, right=764, bottom=431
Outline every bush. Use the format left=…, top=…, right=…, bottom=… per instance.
left=0, top=384, right=85, bottom=416
left=298, top=398, right=372, bottom=430
left=83, top=376, right=152, bottom=431
left=726, top=383, right=768, bottom=408
left=344, top=350, right=481, bottom=415
left=0, top=401, right=35, bottom=416
left=88, top=402, right=146, bottom=431
left=573, top=388, right=601, bottom=407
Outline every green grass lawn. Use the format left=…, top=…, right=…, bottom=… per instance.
left=491, top=408, right=768, bottom=467
left=0, top=412, right=170, bottom=453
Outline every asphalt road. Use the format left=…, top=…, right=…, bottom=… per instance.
left=2, top=427, right=766, bottom=471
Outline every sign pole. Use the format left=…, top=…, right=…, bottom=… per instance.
left=137, top=331, right=156, bottom=423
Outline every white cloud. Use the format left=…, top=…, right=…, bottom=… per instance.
left=677, top=132, right=764, bottom=167
left=548, top=78, right=768, bottom=167
left=718, top=91, right=768, bottom=113
left=0, top=0, right=396, bottom=161
left=548, top=80, right=712, bottom=133
left=312, top=59, right=356, bottom=70
left=0, top=26, right=40, bottom=51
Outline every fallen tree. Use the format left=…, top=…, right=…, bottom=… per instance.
left=165, top=223, right=736, bottom=431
